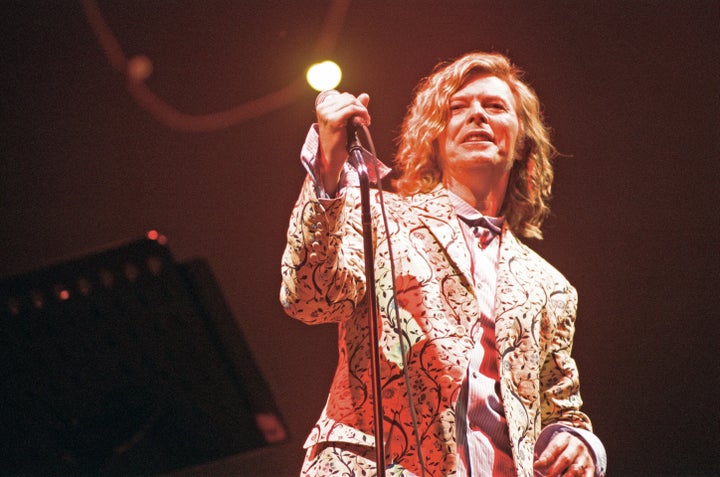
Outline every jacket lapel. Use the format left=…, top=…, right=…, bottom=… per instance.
left=412, top=188, right=542, bottom=475
left=495, top=229, right=544, bottom=476
left=411, top=187, right=477, bottom=293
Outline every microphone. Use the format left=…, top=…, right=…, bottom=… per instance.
left=315, top=89, right=365, bottom=129
left=314, top=89, right=339, bottom=107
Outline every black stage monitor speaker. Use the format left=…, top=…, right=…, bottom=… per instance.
left=0, top=235, right=287, bottom=476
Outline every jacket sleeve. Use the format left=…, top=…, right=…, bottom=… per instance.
left=279, top=175, right=367, bottom=325
left=538, top=286, right=595, bottom=431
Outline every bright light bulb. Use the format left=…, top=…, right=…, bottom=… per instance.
left=306, top=60, right=342, bottom=92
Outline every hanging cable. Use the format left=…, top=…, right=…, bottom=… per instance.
left=80, top=0, right=351, bottom=132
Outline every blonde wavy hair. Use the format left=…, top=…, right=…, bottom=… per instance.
left=394, top=52, right=556, bottom=239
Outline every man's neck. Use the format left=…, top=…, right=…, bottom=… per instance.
left=444, top=175, right=508, bottom=217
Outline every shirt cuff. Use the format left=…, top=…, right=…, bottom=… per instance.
left=299, top=124, right=392, bottom=199
left=534, top=423, right=607, bottom=476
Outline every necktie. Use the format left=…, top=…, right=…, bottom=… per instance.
left=459, top=216, right=501, bottom=250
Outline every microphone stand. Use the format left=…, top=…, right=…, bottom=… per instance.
left=346, top=124, right=386, bottom=475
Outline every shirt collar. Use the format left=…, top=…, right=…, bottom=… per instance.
left=446, top=189, right=504, bottom=235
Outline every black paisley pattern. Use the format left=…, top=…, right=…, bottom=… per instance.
left=280, top=176, right=593, bottom=476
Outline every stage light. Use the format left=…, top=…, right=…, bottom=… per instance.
left=31, top=291, right=44, bottom=309
left=146, top=229, right=167, bottom=245
left=54, top=285, right=70, bottom=301
left=306, top=60, right=342, bottom=92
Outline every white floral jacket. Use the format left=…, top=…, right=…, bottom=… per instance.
left=280, top=173, right=595, bottom=476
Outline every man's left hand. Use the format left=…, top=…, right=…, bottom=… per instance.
left=533, top=431, right=595, bottom=476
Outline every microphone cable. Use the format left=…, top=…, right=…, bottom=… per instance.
left=355, top=123, right=427, bottom=477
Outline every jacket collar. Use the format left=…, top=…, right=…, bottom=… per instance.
left=411, top=186, right=477, bottom=292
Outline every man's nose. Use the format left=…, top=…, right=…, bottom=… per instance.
left=467, top=100, right=488, bottom=123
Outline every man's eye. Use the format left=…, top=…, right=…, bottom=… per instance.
left=487, top=102, right=507, bottom=111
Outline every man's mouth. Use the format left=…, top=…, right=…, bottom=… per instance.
left=462, top=130, right=494, bottom=143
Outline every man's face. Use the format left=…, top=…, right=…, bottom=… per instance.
left=437, top=74, right=521, bottom=183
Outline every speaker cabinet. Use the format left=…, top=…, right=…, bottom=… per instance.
left=0, top=236, right=286, bottom=475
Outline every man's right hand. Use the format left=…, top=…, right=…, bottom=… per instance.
left=314, top=90, right=371, bottom=196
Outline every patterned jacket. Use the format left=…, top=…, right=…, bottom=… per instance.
left=280, top=175, right=594, bottom=476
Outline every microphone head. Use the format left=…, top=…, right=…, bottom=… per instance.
left=315, top=89, right=340, bottom=107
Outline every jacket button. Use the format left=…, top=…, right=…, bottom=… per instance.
left=438, top=374, right=454, bottom=387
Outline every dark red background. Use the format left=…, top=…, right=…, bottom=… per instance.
left=2, top=1, right=718, bottom=475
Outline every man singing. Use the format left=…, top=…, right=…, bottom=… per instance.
left=281, top=51, right=607, bottom=477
